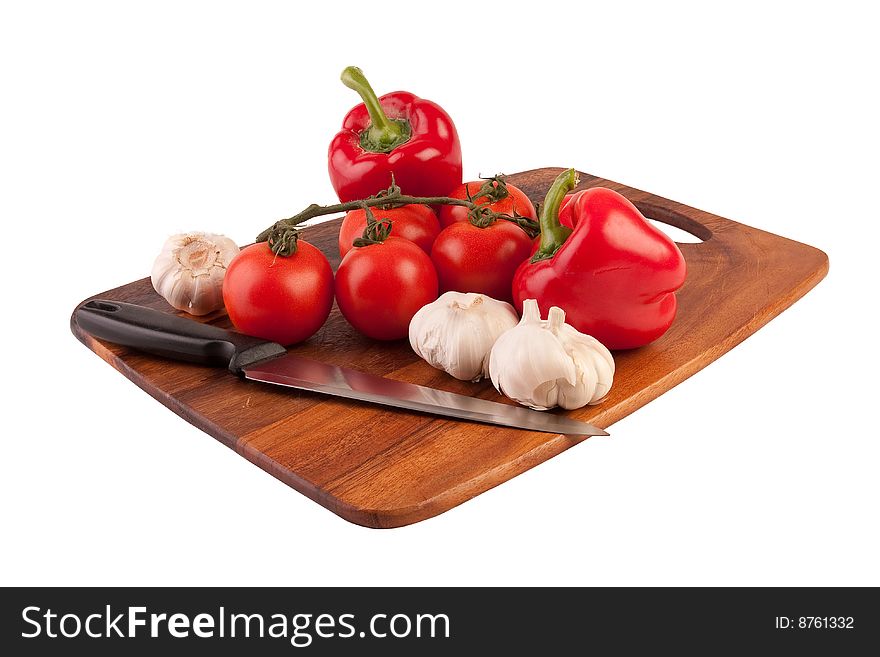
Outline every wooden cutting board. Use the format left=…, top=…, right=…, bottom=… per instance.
left=70, top=168, right=828, bottom=528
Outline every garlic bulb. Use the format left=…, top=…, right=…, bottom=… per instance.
left=409, top=292, right=519, bottom=381
left=488, top=299, right=615, bottom=410
left=151, top=232, right=239, bottom=316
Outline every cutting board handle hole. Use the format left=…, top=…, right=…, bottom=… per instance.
left=83, top=300, right=120, bottom=313
left=638, top=203, right=711, bottom=244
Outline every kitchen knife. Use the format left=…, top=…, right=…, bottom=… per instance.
left=75, top=300, right=609, bottom=437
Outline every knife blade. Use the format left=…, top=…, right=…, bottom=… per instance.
left=75, top=300, right=608, bottom=437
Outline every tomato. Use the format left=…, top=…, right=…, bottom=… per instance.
left=335, top=236, right=438, bottom=340
left=438, top=180, right=537, bottom=228
left=430, top=220, right=534, bottom=303
left=222, top=241, right=333, bottom=345
left=338, top=205, right=440, bottom=258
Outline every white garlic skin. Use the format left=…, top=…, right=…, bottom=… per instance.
left=409, top=292, right=519, bottom=381
left=151, top=232, right=240, bottom=316
left=488, top=299, right=615, bottom=411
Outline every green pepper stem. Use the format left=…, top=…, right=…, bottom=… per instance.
left=340, top=66, right=410, bottom=153
left=532, top=168, right=579, bottom=262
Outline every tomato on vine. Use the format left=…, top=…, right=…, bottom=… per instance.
left=430, top=215, right=535, bottom=304
left=222, top=240, right=334, bottom=345
left=335, top=216, right=439, bottom=340
left=252, top=177, right=540, bottom=330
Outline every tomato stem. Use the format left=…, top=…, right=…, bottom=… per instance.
left=352, top=208, right=393, bottom=247
left=266, top=225, right=300, bottom=256
left=531, top=168, right=578, bottom=262
left=466, top=175, right=510, bottom=205
left=341, top=66, right=411, bottom=153
left=256, top=179, right=543, bottom=256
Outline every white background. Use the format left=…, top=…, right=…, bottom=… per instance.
left=2, top=1, right=877, bottom=586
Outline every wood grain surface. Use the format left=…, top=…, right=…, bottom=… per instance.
left=70, top=168, right=829, bottom=528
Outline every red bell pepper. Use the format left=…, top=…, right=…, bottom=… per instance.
left=512, top=169, right=687, bottom=350
left=328, top=67, right=463, bottom=202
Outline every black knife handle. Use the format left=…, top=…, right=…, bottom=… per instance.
left=75, top=300, right=287, bottom=374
